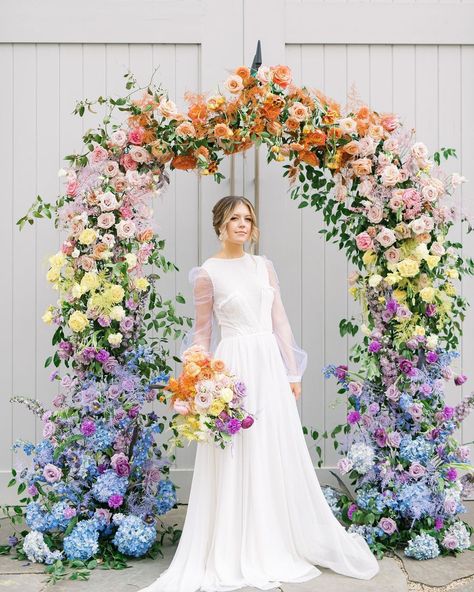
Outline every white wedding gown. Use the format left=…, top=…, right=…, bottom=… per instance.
left=139, top=252, right=379, bottom=592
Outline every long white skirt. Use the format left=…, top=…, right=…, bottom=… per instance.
left=139, top=332, right=380, bottom=592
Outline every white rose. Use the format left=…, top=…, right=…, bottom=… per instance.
left=376, top=227, right=396, bottom=248
left=99, top=191, right=119, bottom=211
left=368, top=274, right=383, bottom=288
left=426, top=335, right=438, bottom=350
left=431, top=242, right=446, bottom=256
left=338, top=117, right=357, bottom=134
left=409, top=218, right=426, bottom=235
left=381, top=164, right=400, bottom=187
left=108, top=332, right=123, bottom=346
left=411, top=142, right=429, bottom=160
left=109, top=306, right=125, bottom=321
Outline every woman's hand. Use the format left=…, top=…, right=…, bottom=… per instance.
left=290, top=382, right=301, bottom=400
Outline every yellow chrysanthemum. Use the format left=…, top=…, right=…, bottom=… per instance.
left=413, top=325, right=425, bottom=337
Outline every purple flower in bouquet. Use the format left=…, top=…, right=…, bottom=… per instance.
left=120, top=317, right=135, bottom=333
left=241, top=415, right=254, bottom=429
left=406, top=338, right=418, bottom=351
left=126, top=297, right=139, bottom=310
left=408, top=462, right=426, bottom=479
left=347, top=410, right=361, bottom=425
left=426, top=351, right=438, bottom=364
left=81, top=386, right=98, bottom=405
left=368, top=340, right=382, bottom=353
left=374, top=428, right=387, bottom=447
left=348, top=381, right=362, bottom=396
left=215, top=418, right=226, bottom=432
left=347, top=503, right=358, bottom=520
left=27, top=484, right=38, bottom=496
left=419, top=383, right=433, bottom=397
left=379, top=517, right=397, bottom=535
left=128, top=405, right=140, bottom=418
left=386, top=298, right=398, bottom=315
left=96, top=349, right=110, bottom=364
left=386, top=384, right=400, bottom=402
left=443, top=406, right=455, bottom=420
left=108, top=494, right=124, bottom=509
left=454, top=374, right=467, bottom=386
left=81, top=346, right=97, bottom=362
left=233, top=381, right=247, bottom=398
left=107, top=385, right=122, bottom=399
left=58, top=340, right=73, bottom=359
left=387, top=431, right=402, bottom=448
left=399, top=358, right=416, bottom=377
left=434, top=517, right=444, bottom=531
left=103, top=357, right=119, bottom=374
left=334, top=364, right=348, bottom=381
left=368, top=402, right=380, bottom=415
left=218, top=411, right=230, bottom=421
left=226, top=418, right=242, bottom=435
left=121, top=377, right=136, bottom=392
left=81, top=418, right=96, bottom=436
left=446, top=467, right=458, bottom=482
left=425, top=303, right=437, bottom=317
left=111, top=452, right=131, bottom=477
left=43, top=463, right=62, bottom=483
left=98, top=315, right=111, bottom=327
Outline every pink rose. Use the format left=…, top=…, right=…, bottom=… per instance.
left=129, top=145, right=149, bottom=163
left=103, top=161, right=120, bottom=178
left=99, top=191, right=119, bottom=211
left=173, top=400, right=190, bottom=415
left=376, top=227, right=396, bottom=248
left=120, top=153, right=138, bottom=171
left=110, top=130, right=127, bottom=147
left=367, top=203, right=384, bottom=224
left=97, top=213, right=115, bottom=229
left=89, top=144, right=109, bottom=164
left=408, top=462, right=426, bottom=479
left=128, top=127, right=145, bottom=145
left=337, top=458, right=353, bottom=475
left=355, top=231, right=374, bottom=251
left=116, top=219, right=136, bottom=239
left=66, top=180, right=78, bottom=196
left=385, top=246, right=400, bottom=263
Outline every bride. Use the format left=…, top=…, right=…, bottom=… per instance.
left=139, top=195, right=380, bottom=592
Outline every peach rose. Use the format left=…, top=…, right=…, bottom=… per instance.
left=267, top=121, right=282, bottom=136
left=352, top=158, right=373, bottom=177
left=338, top=117, right=357, bottom=135
left=103, top=161, right=120, bottom=178
left=211, top=359, right=226, bottom=372
left=129, top=146, right=150, bottom=164
left=256, top=65, right=272, bottom=84
left=159, top=98, right=179, bottom=119
left=272, top=65, right=292, bottom=88
left=343, top=140, right=360, bottom=156
left=195, top=145, right=210, bottom=160
left=368, top=124, right=384, bottom=140
left=285, top=117, right=300, bottom=132
left=137, top=228, right=154, bottom=243
left=381, top=114, right=399, bottom=132
left=288, top=101, right=309, bottom=122
left=385, top=246, right=401, bottom=263
left=381, top=164, right=400, bottom=187
left=97, top=213, right=115, bottom=229
left=176, top=121, right=197, bottom=138
left=89, top=144, right=109, bottom=164
left=367, top=203, right=384, bottom=224
left=235, top=66, right=250, bottom=80
left=225, top=74, right=244, bottom=94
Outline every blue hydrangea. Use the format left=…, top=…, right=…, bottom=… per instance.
left=347, top=442, right=375, bottom=474
left=63, top=518, right=100, bottom=561
left=33, top=440, right=54, bottom=467
left=88, top=424, right=115, bottom=451
left=25, top=502, right=50, bottom=532
left=321, top=486, right=342, bottom=518
left=11, top=439, right=35, bottom=456
left=156, top=479, right=177, bottom=515
left=347, top=524, right=379, bottom=546
left=132, top=428, right=154, bottom=469
left=91, top=469, right=128, bottom=503
left=399, top=435, right=433, bottom=464
left=50, top=501, right=74, bottom=531
left=441, top=521, right=471, bottom=551
left=23, top=531, right=63, bottom=564
left=404, top=532, right=440, bottom=560
left=399, top=393, right=413, bottom=412
left=397, top=483, right=435, bottom=520
left=112, top=514, right=156, bottom=557
left=356, top=486, right=385, bottom=513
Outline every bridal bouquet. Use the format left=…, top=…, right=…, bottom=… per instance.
left=161, top=345, right=255, bottom=449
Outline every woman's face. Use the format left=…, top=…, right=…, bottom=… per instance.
left=224, top=202, right=253, bottom=245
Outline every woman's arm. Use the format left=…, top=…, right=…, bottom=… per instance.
left=179, top=267, right=214, bottom=357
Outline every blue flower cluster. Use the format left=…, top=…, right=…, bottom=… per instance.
left=91, top=469, right=128, bottom=503
left=112, top=513, right=156, bottom=557
left=347, top=524, right=380, bottom=546
left=26, top=501, right=74, bottom=532
left=399, top=435, right=433, bottom=464
left=132, top=428, right=154, bottom=470
left=397, top=483, right=435, bottom=520
left=88, top=423, right=115, bottom=451
left=442, top=521, right=471, bottom=551
left=11, top=439, right=35, bottom=456
left=404, top=532, right=440, bottom=559
left=348, top=442, right=375, bottom=474
left=23, top=531, right=63, bottom=564
left=33, top=440, right=54, bottom=467
left=321, top=486, right=342, bottom=518
left=156, top=479, right=177, bottom=515
left=63, top=518, right=100, bottom=561
left=356, top=486, right=385, bottom=513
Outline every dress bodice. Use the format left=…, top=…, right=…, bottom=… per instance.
left=201, top=253, right=275, bottom=338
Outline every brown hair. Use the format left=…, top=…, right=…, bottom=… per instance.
left=212, top=195, right=259, bottom=249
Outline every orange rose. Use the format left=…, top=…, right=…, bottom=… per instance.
left=300, top=150, right=319, bottom=167
left=285, top=117, right=300, bottom=132
left=188, top=102, right=207, bottom=123
left=211, top=359, right=226, bottom=372
left=194, top=145, right=210, bottom=160
left=171, top=154, right=197, bottom=170
left=150, top=141, right=173, bottom=163
left=266, top=121, right=282, bottom=136
left=356, top=106, right=370, bottom=120
left=342, top=140, right=360, bottom=156
left=289, top=142, right=304, bottom=152
left=176, top=121, right=197, bottom=137
left=235, top=66, right=250, bottom=80
left=272, top=65, right=292, bottom=88
left=213, top=123, right=233, bottom=139
left=304, top=129, right=326, bottom=147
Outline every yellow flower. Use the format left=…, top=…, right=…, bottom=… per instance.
left=48, top=252, right=66, bottom=268
left=42, top=309, right=53, bottom=324
left=414, top=243, right=429, bottom=261
left=68, top=310, right=89, bottom=333
left=385, top=273, right=400, bottom=286
left=419, top=286, right=435, bottom=303
left=413, top=325, right=425, bottom=337
left=348, top=286, right=358, bottom=298
left=134, top=277, right=149, bottom=292
left=71, top=283, right=83, bottom=299
left=63, top=266, right=74, bottom=280
left=276, top=154, right=286, bottom=162
left=362, top=250, right=377, bottom=266
left=46, top=267, right=60, bottom=283
left=80, top=272, right=100, bottom=292
left=397, top=258, right=420, bottom=278
left=446, top=268, right=459, bottom=279
left=393, top=289, right=407, bottom=302
left=107, top=285, right=125, bottom=303
left=378, top=296, right=386, bottom=304
left=78, top=228, right=97, bottom=245
left=270, top=145, right=280, bottom=153
left=108, top=332, right=123, bottom=346
left=425, top=255, right=440, bottom=270
left=220, top=387, right=233, bottom=403
left=445, top=282, right=456, bottom=297
left=125, top=253, right=137, bottom=269
left=110, top=306, right=125, bottom=321
left=209, top=399, right=226, bottom=416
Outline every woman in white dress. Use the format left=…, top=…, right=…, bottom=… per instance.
left=140, top=196, right=380, bottom=592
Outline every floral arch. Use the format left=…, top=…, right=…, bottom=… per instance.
left=4, top=63, right=474, bottom=575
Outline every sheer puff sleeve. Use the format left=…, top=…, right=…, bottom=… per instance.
left=263, top=256, right=308, bottom=383
left=179, top=266, right=219, bottom=359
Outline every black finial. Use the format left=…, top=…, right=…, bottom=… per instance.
left=250, top=40, right=262, bottom=76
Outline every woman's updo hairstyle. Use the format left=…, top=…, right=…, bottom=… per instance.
left=212, top=195, right=259, bottom=250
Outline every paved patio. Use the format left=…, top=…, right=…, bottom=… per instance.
left=0, top=502, right=473, bottom=592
